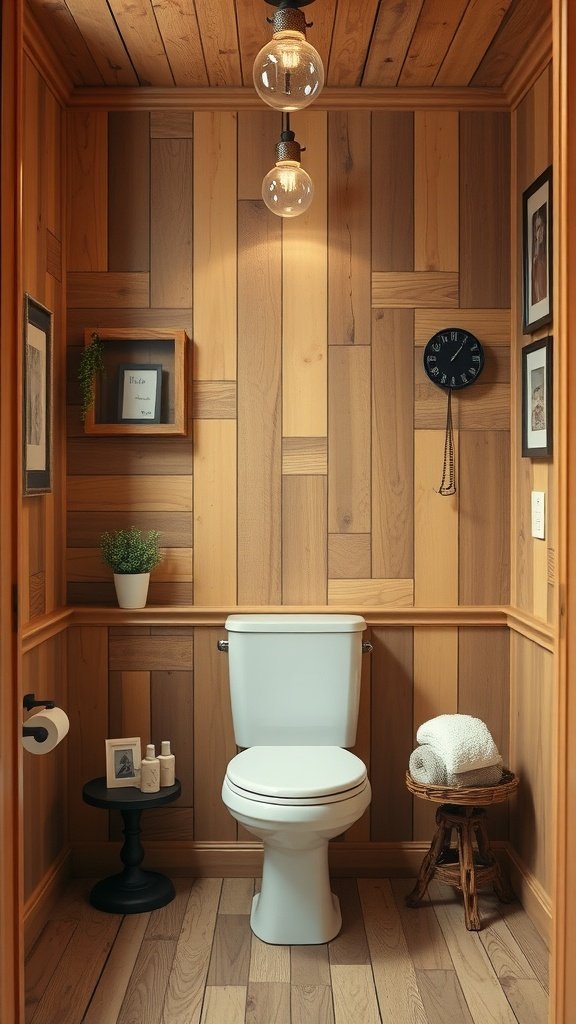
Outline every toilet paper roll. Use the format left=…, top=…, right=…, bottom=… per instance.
left=22, top=707, right=70, bottom=755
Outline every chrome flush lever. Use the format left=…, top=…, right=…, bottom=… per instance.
left=362, top=641, right=374, bottom=653
left=217, top=640, right=229, bottom=652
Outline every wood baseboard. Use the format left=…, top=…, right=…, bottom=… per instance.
left=502, top=843, right=552, bottom=946
left=24, top=848, right=72, bottom=953
left=70, top=839, right=550, bottom=943
left=70, top=838, right=493, bottom=879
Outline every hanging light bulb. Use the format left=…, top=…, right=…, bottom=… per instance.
left=262, top=115, right=314, bottom=218
left=253, top=1, right=324, bottom=112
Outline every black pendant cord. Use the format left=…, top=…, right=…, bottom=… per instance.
left=437, top=388, right=456, bottom=495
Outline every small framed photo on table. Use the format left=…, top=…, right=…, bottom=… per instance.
left=118, top=364, right=161, bottom=424
left=105, top=737, right=142, bottom=789
left=522, top=336, right=553, bottom=458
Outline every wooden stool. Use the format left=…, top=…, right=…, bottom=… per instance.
left=405, top=769, right=519, bottom=931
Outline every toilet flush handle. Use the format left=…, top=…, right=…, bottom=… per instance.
left=217, top=640, right=229, bottom=652
left=362, top=641, right=374, bottom=653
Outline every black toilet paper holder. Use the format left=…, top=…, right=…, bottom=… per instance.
left=22, top=692, right=56, bottom=744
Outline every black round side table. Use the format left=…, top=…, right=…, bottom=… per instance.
left=82, top=776, right=181, bottom=914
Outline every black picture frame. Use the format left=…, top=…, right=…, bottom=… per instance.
left=117, top=364, right=162, bottom=424
left=522, top=166, right=553, bottom=333
left=522, top=336, right=553, bottom=458
left=23, top=294, right=52, bottom=495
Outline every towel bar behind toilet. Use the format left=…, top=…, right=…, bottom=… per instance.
left=405, top=769, right=519, bottom=931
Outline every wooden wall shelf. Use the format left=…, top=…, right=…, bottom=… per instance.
left=83, top=328, right=189, bottom=436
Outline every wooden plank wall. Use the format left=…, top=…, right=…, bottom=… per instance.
left=63, top=106, right=517, bottom=869
left=65, top=107, right=511, bottom=610
left=22, top=53, right=66, bottom=623
left=21, top=53, right=68, bottom=902
left=67, top=623, right=510, bottom=853
left=509, top=66, right=554, bottom=900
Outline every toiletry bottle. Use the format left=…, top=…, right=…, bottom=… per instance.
left=140, top=744, right=160, bottom=793
left=158, top=740, right=176, bottom=787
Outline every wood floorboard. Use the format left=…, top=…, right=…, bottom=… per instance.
left=24, top=877, right=549, bottom=1024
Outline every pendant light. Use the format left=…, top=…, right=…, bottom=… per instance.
left=253, top=0, right=324, bottom=112
left=261, top=114, right=314, bottom=218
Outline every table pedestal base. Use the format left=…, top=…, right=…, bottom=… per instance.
left=88, top=804, right=175, bottom=914
left=89, top=869, right=175, bottom=914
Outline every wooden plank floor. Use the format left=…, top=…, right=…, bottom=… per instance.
left=25, top=876, right=549, bottom=1024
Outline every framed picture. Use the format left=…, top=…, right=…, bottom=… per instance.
left=522, top=166, right=552, bottom=333
left=23, top=295, right=52, bottom=494
left=117, top=363, right=162, bottom=424
left=105, top=737, right=142, bottom=789
left=522, top=336, right=553, bottom=458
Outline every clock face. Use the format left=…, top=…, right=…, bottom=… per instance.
left=423, top=328, right=485, bottom=390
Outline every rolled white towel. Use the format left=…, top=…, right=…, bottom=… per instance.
left=446, top=764, right=504, bottom=788
left=409, top=745, right=447, bottom=786
left=416, top=714, right=502, bottom=775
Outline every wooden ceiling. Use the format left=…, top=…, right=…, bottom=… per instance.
left=26, top=0, right=550, bottom=96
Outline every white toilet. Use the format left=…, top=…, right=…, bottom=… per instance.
left=220, top=613, right=372, bottom=945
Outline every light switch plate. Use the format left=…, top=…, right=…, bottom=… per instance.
left=531, top=491, right=545, bottom=539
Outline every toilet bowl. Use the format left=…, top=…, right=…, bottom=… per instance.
left=221, top=745, right=372, bottom=944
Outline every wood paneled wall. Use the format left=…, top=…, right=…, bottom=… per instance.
left=21, top=53, right=67, bottom=903
left=508, top=65, right=554, bottom=906
left=65, top=107, right=511, bottom=609
left=67, top=623, right=510, bottom=853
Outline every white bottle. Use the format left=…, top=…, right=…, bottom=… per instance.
left=158, top=740, right=176, bottom=787
left=140, top=744, right=160, bottom=793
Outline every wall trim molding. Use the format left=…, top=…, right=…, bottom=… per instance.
left=505, top=13, right=552, bottom=111
left=22, top=608, right=73, bottom=653
left=23, top=9, right=72, bottom=106
left=506, top=608, right=556, bottom=651
left=69, top=838, right=549, bottom=939
left=503, top=844, right=552, bottom=945
left=65, top=85, right=509, bottom=113
left=68, top=604, right=509, bottom=629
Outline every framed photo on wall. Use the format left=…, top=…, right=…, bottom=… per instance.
left=522, top=166, right=552, bottom=333
left=522, top=336, right=553, bottom=458
left=117, top=363, right=162, bottom=424
left=23, top=295, right=52, bottom=495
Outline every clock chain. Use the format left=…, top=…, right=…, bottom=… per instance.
left=437, top=388, right=456, bottom=496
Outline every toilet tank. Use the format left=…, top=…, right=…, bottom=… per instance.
left=224, top=614, right=366, bottom=747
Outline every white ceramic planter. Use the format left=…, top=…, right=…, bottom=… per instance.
left=113, top=572, right=150, bottom=609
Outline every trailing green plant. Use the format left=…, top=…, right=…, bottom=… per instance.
left=78, top=331, right=105, bottom=421
left=100, top=527, right=162, bottom=575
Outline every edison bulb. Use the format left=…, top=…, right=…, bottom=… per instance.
left=262, top=160, right=314, bottom=218
left=253, top=33, right=324, bottom=111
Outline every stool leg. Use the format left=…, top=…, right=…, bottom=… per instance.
left=457, top=818, right=481, bottom=930
left=406, top=810, right=451, bottom=908
left=475, top=815, right=516, bottom=903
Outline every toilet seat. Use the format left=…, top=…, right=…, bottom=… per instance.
left=225, top=745, right=367, bottom=805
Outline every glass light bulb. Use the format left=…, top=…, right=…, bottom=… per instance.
left=261, top=160, right=314, bottom=218
left=253, top=32, right=324, bottom=111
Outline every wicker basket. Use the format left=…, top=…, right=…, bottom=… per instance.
left=405, top=768, right=518, bottom=806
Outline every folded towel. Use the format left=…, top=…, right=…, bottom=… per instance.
left=409, top=745, right=447, bottom=785
left=416, top=714, right=502, bottom=774
left=446, top=764, right=504, bottom=788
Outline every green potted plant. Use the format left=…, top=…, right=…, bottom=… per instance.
left=78, top=330, right=105, bottom=422
left=100, top=526, right=162, bottom=608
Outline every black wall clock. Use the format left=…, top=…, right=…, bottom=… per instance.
left=423, top=328, right=485, bottom=390
left=422, top=328, right=485, bottom=495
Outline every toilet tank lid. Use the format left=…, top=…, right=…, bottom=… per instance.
left=225, top=614, right=366, bottom=633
